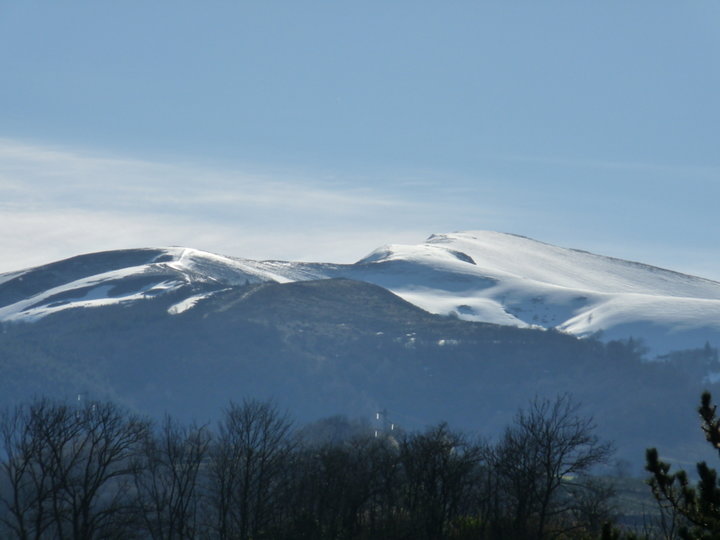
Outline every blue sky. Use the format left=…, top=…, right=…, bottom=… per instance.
left=1, top=2, right=719, bottom=278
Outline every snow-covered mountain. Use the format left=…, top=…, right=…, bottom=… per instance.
left=339, top=232, right=720, bottom=355
left=2, top=231, right=719, bottom=355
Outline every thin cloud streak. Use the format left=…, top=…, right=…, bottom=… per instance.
left=0, top=139, right=411, bottom=214
left=2, top=139, right=718, bottom=281
left=0, top=209, right=425, bottom=273
left=0, top=139, right=445, bottom=273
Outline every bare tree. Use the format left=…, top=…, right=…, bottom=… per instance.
left=207, top=399, right=293, bottom=540
left=564, top=475, right=617, bottom=535
left=488, top=394, right=614, bottom=539
left=0, top=402, right=56, bottom=540
left=0, top=399, right=148, bottom=540
left=134, top=415, right=210, bottom=539
left=398, top=423, right=482, bottom=539
left=290, top=435, right=401, bottom=540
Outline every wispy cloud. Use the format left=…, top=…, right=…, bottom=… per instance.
left=0, top=139, right=409, bottom=214
left=0, top=208, right=430, bottom=271
left=0, top=139, right=438, bottom=272
left=3, top=139, right=718, bottom=281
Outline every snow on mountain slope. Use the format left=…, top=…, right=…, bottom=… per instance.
left=1, top=231, right=718, bottom=354
left=164, top=247, right=326, bottom=284
left=0, top=247, right=323, bottom=322
left=327, top=231, right=720, bottom=354
left=355, top=232, right=720, bottom=298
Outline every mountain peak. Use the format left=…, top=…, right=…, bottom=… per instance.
left=2, top=231, right=719, bottom=355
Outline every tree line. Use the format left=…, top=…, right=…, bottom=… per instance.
left=0, top=394, right=618, bottom=539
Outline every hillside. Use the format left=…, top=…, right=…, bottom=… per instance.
left=2, top=231, right=720, bottom=467
left=0, top=277, right=718, bottom=468
left=2, top=231, right=719, bottom=354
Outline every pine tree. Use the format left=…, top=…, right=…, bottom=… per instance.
left=646, top=392, right=720, bottom=539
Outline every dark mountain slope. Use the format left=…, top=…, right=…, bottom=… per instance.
left=0, top=278, right=717, bottom=467
left=199, top=278, right=440, bottom=327
left=0, top=249, right=168, bottom=308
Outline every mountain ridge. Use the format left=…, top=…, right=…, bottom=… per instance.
left=2, top=230, right=719, bottom=355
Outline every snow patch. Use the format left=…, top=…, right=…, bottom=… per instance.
left=4, top=280, right=184, bottom=322
left=168, top=289, right=227, bottom=315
